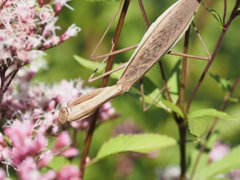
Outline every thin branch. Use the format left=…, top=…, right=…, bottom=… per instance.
left=80, top=109, right=99, bottom=178
left=138, top=0, right=150, bottom=28
left=178, top=27, right=190, bottom=111
left=102, top=0, right=131, bottom=87
left=158, top=61, right=173, bottom=102
left=186, top=28, right=226, bottom=113
left=223, top=0, right=227, bottom=25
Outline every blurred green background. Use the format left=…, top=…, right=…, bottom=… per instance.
left=36, top=0, right=240, bottom=179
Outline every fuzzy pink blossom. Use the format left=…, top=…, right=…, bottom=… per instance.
left=60, top=147, right=79, bottom=158
left=37, top=150, right=53, bottom=169
left=209, top=141, right=230, bottom=162
left=41, top=170, right=57, bottom=180
left=60, top=24, right=81, bottom=41
left=0, top=0, right=80, bottom=108
left=3, top=120, right=48, bottom=166
left=18, top=156, right=57, bottom=180
left=0, top=168, right=8, bottom=180
left=57, top=165, right=82, bottom=180
left=54, top=0, right=73, bottom=15
left=52, top=131, right=71, bottom=150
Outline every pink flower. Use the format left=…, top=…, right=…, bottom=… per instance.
left=60, top=147, right=79, bottom=158
left=54, top=0, right=73, bottom=15
left=0, top=168, right=7, bottom=180
left=38, top=150, right=53, bottom=169
left=209, top=141, right=230, bottom=162
left=0, top=0, right=83, bottom=178
left=60, top=24, right=81, bottom=42
left=3, top=120, right=48, bottom=167
left=0, top=133, right=4, bottom=144
left=57, top=165, right=81, bottom=180
left=52, top=131, right=71, bottom=151
left=98, top=101, right=117, bottom=122
left=41, top=170, right=57, bottom=180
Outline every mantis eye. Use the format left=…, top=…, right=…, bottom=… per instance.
left=58, top=107, right=69, bottom=124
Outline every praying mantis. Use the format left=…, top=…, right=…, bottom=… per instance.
left=58, top=0, right=207, bottom=124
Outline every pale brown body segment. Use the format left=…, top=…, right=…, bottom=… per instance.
left=58, top=0, right=201, bottom=124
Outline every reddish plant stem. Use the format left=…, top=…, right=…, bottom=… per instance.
left=178, top=27, right=190, bottom=111
left=179, top=27, right=191, bottom=180
left=79, top=0, right=131, bottom=178
left=187, top=28, right=225, bottom=113
left=158, top=61, right=173, bottom=102
left=79, top=109, right=99, bottom=177
left=101, top=0, right=131, bottom=87
left=179, top=122, right=187, bottom=180
left=138, top=0, right=150, bottom=28
left=0, top=66, right=20, bottom=105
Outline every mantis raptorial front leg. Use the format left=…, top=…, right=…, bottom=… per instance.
left=58, top=0, right=207, bottom=124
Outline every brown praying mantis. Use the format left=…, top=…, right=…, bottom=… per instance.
left=58, top=0, right=210, bottom=124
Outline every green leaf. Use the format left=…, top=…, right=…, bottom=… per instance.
left=210, top=73, right=232, bottom=94
left=3, top=135, right=12, bottom=146
left=47, top=156, right=70, bottom=171
left=203, top=4, right=223, bottom=28
left=167, top=59, right=181, bottom=104
left=208, top=178, right=231, bottom=180
left=90, top=134, right=176, bottom=165
left=194, top=145, right=240, bottom=179
left=161, top=99, right=185, bottom=118
left=188, top=119, right=207, bottom=137
left=206, top=178, right=231, bottom=180
left=188, top=109, right=238, bottom=121
left=74, top=55, right=122, bottom=80
left=228, top=97, right=239, bottom=103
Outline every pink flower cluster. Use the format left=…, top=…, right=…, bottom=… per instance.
left=0, top=0, right=119, bottom=178
left=0, top=0, right=80, bottom=63
left=0, top=0, right=80, bottom=106
left=0, top=121, right=80, bottom=179
left=0, top=63, right=82, bottom=178
left=0, top=56, right=118, bottom=179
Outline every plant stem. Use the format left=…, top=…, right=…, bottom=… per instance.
left=79, top=0, right=131, bottom=178
left=101, top=0, right=131, bottom=87
left=178, top=27, right=190, bottom=111
left=178, top=26, right=191, bottom=180
left=186, top=28, right=226, bottom=113
left=179, top=122, right=187, bottom=180
left=138, top=0, right=150, bottom=28
left=79, top=109, right=99, bottom=177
